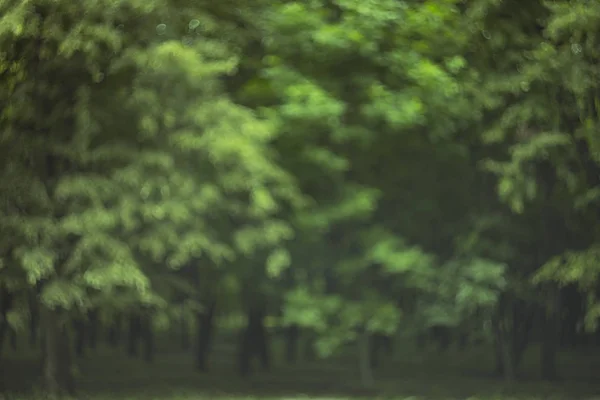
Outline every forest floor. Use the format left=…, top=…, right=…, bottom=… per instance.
left=1, top=337, right=600, bottom=400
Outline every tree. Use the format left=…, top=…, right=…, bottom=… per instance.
left=0, top=0, right=302, bottom=393
left=463, top=0, right=600, bottom=380
left=227, top=0, right=508, bottom=387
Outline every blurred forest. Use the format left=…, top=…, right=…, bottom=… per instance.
left=1, top=0, right=600, bottom=399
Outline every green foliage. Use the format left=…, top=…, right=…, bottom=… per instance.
left=283, top=287, right=401, bottom=356
left=0, top=0, right=304, bottom=322
left=468, top=0, right=600, bottom=325
left=245, top=0, right=513, bottom=362
left=1, top=0, right=599, bottom=391
left=535, top=246, right=600, bottom=289
left=412, top=258, right=506, bottom=330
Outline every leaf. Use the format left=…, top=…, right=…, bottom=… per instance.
left=266, top=248, right=291, bottom=278
left=41, top=280, right=87, bottom=309
left=16, top=247, right=56, bottom=285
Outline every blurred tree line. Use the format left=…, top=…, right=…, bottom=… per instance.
left=0, top=0, right=599, bottom=395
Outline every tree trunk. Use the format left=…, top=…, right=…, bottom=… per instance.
left=369, top=334, right=393, bottom=368
left=88, top=310, right=98, bottom=350
left=383, top=335, right=393, bottom=354
left=180, top=314, right=190, bottom=351
left=108, top=315, right=122, bottom=347
left=303, top=333, right=316, bottom=361
left=127, top=314, right=141, bottom=357
left=416, top=332, right=427, bottom=349
left=238, top=324, right=252, bottom=376
left=560, top=312, right=577, bottom=349
left=142, top=316, right=154, bottom=363
left=537, top=160, right=561, bottom=381
left=510, top=302, right=534, bottom=372
left=255, top=311, right=270, bottom=370
left=0, top=288, right=12, bottom=357
left=492, top=315, right=515, bottom=383
left=7, top=327, right=16, bottom=351
left=74, top=318, right=86, bottom=357
left=29, top=293, right=39, bottom=348
left=493, top=334, right=504, bottom=376
left=369, top=334, right=379, bottom=369
left=358, top=329, right=374, bottom=388
left=238, top=306, right=270, bottom=376
left=285, top=325, right=299, bottom=364
left=195, top=300, right=216, bottom=371
left=431, top=326, right=451, bottom=352
left=457, top=331, right=468, bottom=351
left=541, top=288, right=561, bottom=381
left=0, top=318, right=8, bottom=359
left=41, top=307, right=75, bottom=396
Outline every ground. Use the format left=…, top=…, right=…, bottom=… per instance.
left=1, top=334, right=599, bottom=400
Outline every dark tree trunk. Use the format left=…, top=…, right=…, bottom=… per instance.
left=0, top=319, right=8, bottom=359
left=493, top=333, right=504, bottom=376
left=88, top=310, right=98, bottom=350
left=8, top=328, right=16, bottom=351
left=181, top=315, right=190, bottom=351
left=379, top=334, right=393, bottom=354
left=239, top=325, right=252, bottom=376
left=416, top=333, right=427, bottom=349
left=559, top=286, right=582, bottom=349
left=29, top=292, right=39, bottom=348
left=30, top=315, right=39, bottom=348
left=285, top=325, right=299, bottom=364
left=41, top=307, right=75, bottom=396
left=560, top=315, right=577, bottom=348
left=369, top=334, right=380, bottom=368
left=142, top=316, right=154, bottom=363
left=541, top=288, right=561, bottom=381
left=108, top=315, right=122, bottom=347
left=255, top=310, right=270, bottom=370
left=510, top=302, right=534, bottom=371
left=457, top=332, right=468, bottom=350
left=431, top=326, right=451, bottom=352
left=238, top=306, right=270, bottom=376
left=492, top=314, right=515, bottom=383
left=358, top=329, right=374, bottom=388
left=127, top=314, right=141, bottom=357
left=0, top=288, right=12, bottom=357
left=536, top=160, right=561, bottom=381
left=369, top=334, right=391, bottom=368
left=492, top=297, right=534, bottom=381
left=74, top=318, right=86, bottom=357
left=196, top=300, right=217, bottom=371
left=303, top=333, right=316, bottom=361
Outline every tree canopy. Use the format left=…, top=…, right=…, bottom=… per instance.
left=0, top=0, right=599, bottom=395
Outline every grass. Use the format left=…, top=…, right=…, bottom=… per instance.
left=1, top=334, right=599, bottom=400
